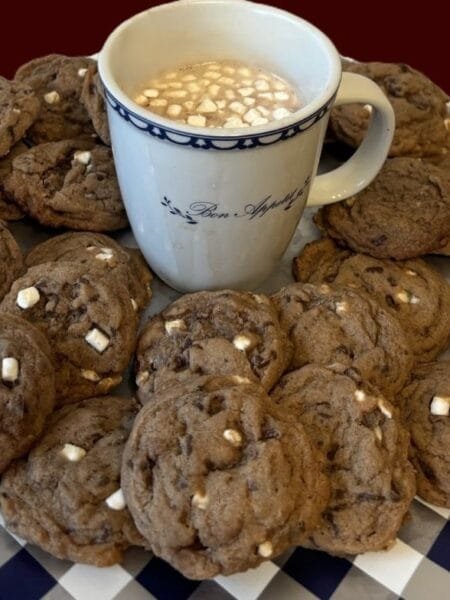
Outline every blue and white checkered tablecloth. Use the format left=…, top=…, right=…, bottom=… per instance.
left=1, top=210, right=449, bottom=600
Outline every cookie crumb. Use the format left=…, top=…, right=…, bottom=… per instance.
left=105, top=488, right=126, bottom=510
left=223, top=428, right=243, bottom=447
left=61, top=443, right=86, bottom=462
left=1, top=357, right=19, bottom=382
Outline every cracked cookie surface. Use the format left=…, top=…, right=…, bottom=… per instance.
left=0, top=221, right=23, bottom=301
left=0, top=141, right=27, bottom=220
left=293, top=238, right=450, bottom=362
left=272, top=365, right=416, bottom=554
left=122, top=376, right=329, bottom=579
left=0, top=261, right=137, bottom=404
left=5, top=139, right=128, bottom=231
left=15, top=54, right=95, bottom=144
left=81, top=64, right=110, bottom=145
left=272, top=282, right=413, bottom=398
left=136, top=290, right=292, bottom=402
left=330, top=62, right=450, bottom=157
left=400, top=361, right=450, bottom=507
left=315, top=158, right=450, bottom=259
left=0, top=313, right=55, bottom=473
left=0, top=76, right=40, bottom=157
left=26, top=232, right=152, bottom=312
left=0, top=396, right=144, bottom=566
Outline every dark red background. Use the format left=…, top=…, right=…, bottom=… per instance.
left=1, top=1, right=448, bottom=91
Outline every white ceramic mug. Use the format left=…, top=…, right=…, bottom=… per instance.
left=99, top=0, right=394, bottom=292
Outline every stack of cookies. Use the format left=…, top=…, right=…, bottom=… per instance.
left=0, top=55, right=448, bottom=583
left=0, top=54, right=127, bottom=231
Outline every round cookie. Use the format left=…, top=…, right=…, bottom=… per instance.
left=0, top=221, right=24, bottom=301
left=15, top=54, right=95, bottom=144
left=0, top=142, right=27, bottom=220
left=0, top=261, right=138, bottom=404
left=26, top=232, right=152, bottom=312
left=400, top=361, right=450, bottom=507
left=272, top=282, right=413, bottom=398
left=135, top=290, right=292, bottom=402
left=272, top=364, right=416, bottom=555
left=0, top=76, right=40, bottom=157
left=315, top=158, right=450, bottom=260
left=0, top=396, right=144, bottom=566
left=293, top=238, right=450, bottom=362
left=330, top=62, right=450, bottom=157
left=4, top=139, right=128, bottom=231
left=122, top=376, right=329, bottom=579
left=0, top=313, right=55, bottom=473
left=81, top=64, right=110, bottom=145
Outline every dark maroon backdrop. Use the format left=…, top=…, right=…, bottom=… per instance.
left=1, top=1, right=448, bottom=91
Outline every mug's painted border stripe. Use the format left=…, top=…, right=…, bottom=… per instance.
left=103, top=87, right=336, bottom=151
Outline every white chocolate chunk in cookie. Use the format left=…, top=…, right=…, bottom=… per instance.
left=223, top=428, right=243, bottom=447
left=95, top=247, right=114, bottom=261
left=105, top=488, right=126, bottom=510
left=192, top=491, right=209, bottom=510
left=136, top=370, right=150, bottom=386
left=335, top=301, right=348, bottom=314
left=81, top=369, right=101, bottom=382
left=164, top=319, right=187, bottom=334
left=2, top=357, right=19, bottom=382
left=131, top=298, right=138, bottom=311
left=85, top=328, right=110, bottom=353
left=16, top=286, right=40, bottom=309
left=74, top=150, right=92, bottom=165
left=44, top=90, right=60, bottom=104
left=430, top=395, right=450, bottom=416
left=258, top=541, right=273, bottom=557
left=405, top=269, right=418, bottom=276
left=395, top=289, right=419, bottom=304
left=354, top=389, right=366, bottom=402
left=233, top=335, right=252, bottom=351
left=374, top=426, right=383, bottom=442
left=378, top=398, right=393, bottom=419
left=232, top=375, right=253, bottom=384
left=77, top=68, right=88, bottom=78
left=61, top=443, right=86, bottom=462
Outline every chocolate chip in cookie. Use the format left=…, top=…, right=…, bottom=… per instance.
left=5, top=139, right=128, bottom=231
left=0, top=313, right=55, bottom=473
left=135, top=290, right=292, bottom=402
left=0, top=396, right=144, bottom=566
left=0, top=261, right=137, bottom=404
left=122, top=376, right=329, bottom=579
left=293, top=238, right=450, bottom=362
left=272, top=364, right=416, bottom=554
left=272, top=282, right=413, bottom=397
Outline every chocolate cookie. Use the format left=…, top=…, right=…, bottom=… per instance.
left=400, top=361, right=450, bottom=507
left=315, top=158, right=450, bottom=259
left=0, top=396, right=144, bottom=566
left=122, top=376, right=329, bottom=579
left=135, top=290, right=292, bottom=402
left=0, top=221, right=23, bottom=301
left=81, top=64, right=110, bottom=145
left=272, top=365, right=416, bottom=554
left=15, top=54, right=95, bottom=144
left=0, top=142, right=27, bottom=220
left=26, top=232, right=152, bottom=312
left=0, top=313, right=55, bottom=473
left=330, top=62, right=450, bottom=157
left=272, top=282, right=413, bottom=397
left=0, top=76, right=40, bottom=157
left=4, top=139, right=128, bottom=231
left=0, top=261, right=137, bottom=404
left=293, top=238, right=450, bottom=362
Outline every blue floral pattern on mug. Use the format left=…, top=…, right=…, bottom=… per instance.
left=103, top=87, right=336, bottom=151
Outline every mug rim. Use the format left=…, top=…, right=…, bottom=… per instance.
left=98, top=0, right=342, bottom=139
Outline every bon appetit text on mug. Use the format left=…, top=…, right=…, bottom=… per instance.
left=160, top=175, right=311, bottom=225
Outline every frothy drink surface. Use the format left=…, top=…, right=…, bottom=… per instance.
left=134, top=60, right=302, bottom=128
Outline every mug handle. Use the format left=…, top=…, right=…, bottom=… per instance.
left=307, top=72, right=395, bottom=206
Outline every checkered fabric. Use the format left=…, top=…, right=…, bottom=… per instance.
left=0, top=499, right=449, bottom=600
